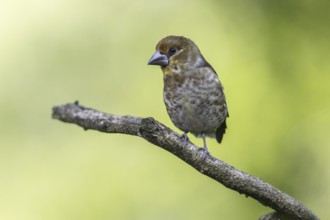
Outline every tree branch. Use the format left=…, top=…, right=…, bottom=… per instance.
left=52, top=102, right=319, bottom=220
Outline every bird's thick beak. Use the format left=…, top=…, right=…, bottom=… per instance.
left=148, top=50, right=169, bottom=66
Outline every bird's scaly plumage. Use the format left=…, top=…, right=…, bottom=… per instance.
left=148, top=36, right=228, bottom=157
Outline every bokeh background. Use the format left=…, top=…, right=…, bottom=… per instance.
left=1, top=0, right=329, bottom=219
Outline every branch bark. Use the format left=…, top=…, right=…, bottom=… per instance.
left=52, top=102, right=319, bottom=220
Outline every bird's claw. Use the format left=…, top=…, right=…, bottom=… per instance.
left=181, top=132, right=189, bottom=144
left=198, top=147, right=210, bottom=160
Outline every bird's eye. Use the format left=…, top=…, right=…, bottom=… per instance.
left=168, top=47, right=177, bottom=56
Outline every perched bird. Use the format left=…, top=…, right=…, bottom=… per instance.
left=148, top=36, right=228, bottom=157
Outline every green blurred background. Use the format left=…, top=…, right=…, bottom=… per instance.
left=0, top=0, right=329, bottom=219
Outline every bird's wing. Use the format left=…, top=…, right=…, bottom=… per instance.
left=200, top=62, right=229, bottom=143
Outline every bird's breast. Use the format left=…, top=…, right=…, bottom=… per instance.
left=163, top=69, right=226, bottom=135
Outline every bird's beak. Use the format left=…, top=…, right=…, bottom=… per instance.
left=148, top=50, right=169, bottom=66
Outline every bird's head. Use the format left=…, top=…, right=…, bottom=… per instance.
left=148, top=36, right=205, bottom=70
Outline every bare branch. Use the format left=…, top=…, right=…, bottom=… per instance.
left=52, top=102, right=319, bottom=220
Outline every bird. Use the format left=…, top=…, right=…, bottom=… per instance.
left=147, top=35, right=228, bottom=158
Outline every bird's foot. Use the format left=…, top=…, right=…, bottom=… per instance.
left=181, top=132, right=189, bottom=144
left=198, top=147, right=210, bottom=160
left=198, top=134, right=212, bottom=160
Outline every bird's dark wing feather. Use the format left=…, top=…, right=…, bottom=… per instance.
left=216, top=118, right=227, bottom=143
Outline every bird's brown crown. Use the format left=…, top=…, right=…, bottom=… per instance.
left=156, top=36, right=203, bottom=68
